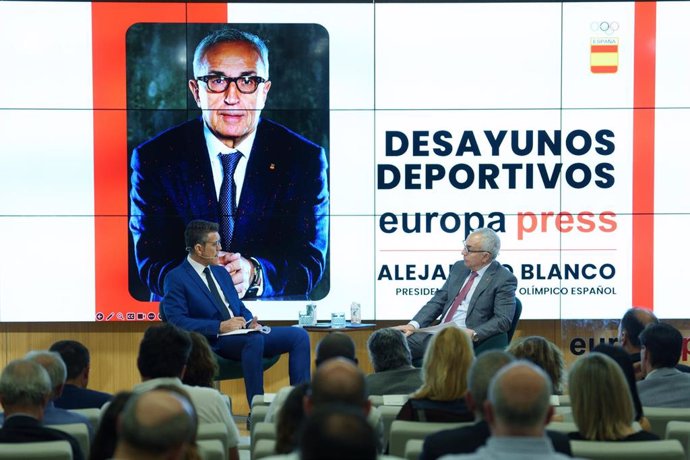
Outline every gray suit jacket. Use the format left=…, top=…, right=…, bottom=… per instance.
left=637, top=367, right=690, bottom=407
left=365, top=367, right=424, bottom=395
left=412, top=260, right=517, bottom=342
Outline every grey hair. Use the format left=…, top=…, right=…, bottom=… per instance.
left=0, top=359, right=52, bottom=406
left=471, top=228, right=501, bottom=259
left=468, top=350, right=515, bottom=418
left=488, top=360, right=552, bottom=428
left=367, top=328, right=412, bottom=372
left=25, top=350, right=67, bottom=390
left=193, top=28, right=270, bottom=78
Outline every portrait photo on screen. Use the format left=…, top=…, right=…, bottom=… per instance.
left=126, top=23, right=330, bottom=303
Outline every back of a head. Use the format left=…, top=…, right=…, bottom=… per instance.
left=367, top=328, right=412, bottom=372
left=90, top=391, right=134, bottom=460
left=416, top=326, right=474, bottom=400
left=315, top=332, right=357, bottom=367
left=488, top=361, right=552, bottom=434
left=275, top=382, right=311, bottom=454
left=568, top=352, right=634, bottom=440
left=25, top=350, right=67, bottom=391
left=507, top=336, right=564, bottom=394
left=310, top=358, right=367, bottom=408
left=468, top=350, right=515, bottom=418
left=592, top=343, right=644, bottom=421
left=0, top=359, right=52, bottom=410
left=118, top=389, right=196, bottom=456
left=299, top=404, right=377, bottom=460
left=620, top=307, right=658, bottom=348
left=182, top=332, right=218, bottom=388
left=137, top=323, right=193, bottom=379
left=49, top=340, right=90, bottom=381
left=639, top=322, right=683, bottom=368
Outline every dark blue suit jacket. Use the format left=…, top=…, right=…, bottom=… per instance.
left=130, top=117, right=329, bottom=299
left=160, top=259, right=254, bottom=342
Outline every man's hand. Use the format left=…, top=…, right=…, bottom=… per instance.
left=219, top=317, right=247, bottom=333
left=218, top=252, right=253, bottom=298
left=392, top=324, right=416, bottom=337
left=247, top=316, right=261, bottom=330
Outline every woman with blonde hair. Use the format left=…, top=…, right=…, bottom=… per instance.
left=395, top=326, right=474, bottom=422
left=507, top=336, right=564, bottom=394
left=568, top=352, right=659, bottom=441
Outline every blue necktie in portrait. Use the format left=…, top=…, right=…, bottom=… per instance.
left=218, top=151, right=242, bottom=249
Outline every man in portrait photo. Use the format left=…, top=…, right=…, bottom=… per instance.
left=128, top=25, right=329, bottom=301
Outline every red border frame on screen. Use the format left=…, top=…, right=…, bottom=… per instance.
left=91, top=1, right=656, bottom=321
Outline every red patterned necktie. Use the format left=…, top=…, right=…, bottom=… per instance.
left=443, top=271, right=478, bottom=323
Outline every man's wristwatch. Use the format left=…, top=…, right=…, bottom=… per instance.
left=246, top=257, right=263, bottom=296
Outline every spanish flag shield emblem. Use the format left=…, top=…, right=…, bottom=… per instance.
left=591, top=37, right=619, bottom=74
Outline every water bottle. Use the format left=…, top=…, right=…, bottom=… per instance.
left=350, top=302, right=361, bottom=324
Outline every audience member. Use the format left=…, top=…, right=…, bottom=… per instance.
left=568, top=352, right=659, bottom=441
left=507, top=336, right=564, bottom=394
left=395, top=326, right=474, bottom=422
left=637, top=323, right=690, bottom=407
left=90, top=391, right=134, bottom=460
left=592, top=344, right=651, bottom=431
left=299, top=404, right=378, bottom=460
left=439, top=361, right=570, bottom=460
left=275, top=383, right=310, bottom=454
left=49, top=339, right=112, bottom=409
left=421, top=351, right=571, bottom=460
left=365, top=328, right=423, bottom=395
left=0, top=359, right=84, bottom=460
left=112, top=389, right=197, bottom=460
left=183, top=332, right=220, bottom=388
left=0, top=350, right=94, bottom=437
left=134, top=323, right=240, bottom=460
left=617, top=307, right=658, bottom=379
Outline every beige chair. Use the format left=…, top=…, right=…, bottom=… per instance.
left=198, top=422, right=231, bottom=460
left=69, top=408, right=101, bottom=431
left=0, top=440, right=73, bottom=459
left=250, top=405, right=270, bottom=436
left=197, top=439, right=225, bottom=460
left=388, top=420, right=470, bottom=457
left=545, top=421, right=578, bottom=434
left=379, top=405, right=403, bottom=448
left=405, top=439, right=424, bottom=460
left=253, top=439, right=276, bottom=460
left=666, top=421, right=690, bottom=460
left=47, top=423, right=89, bottom=460
left=570, top=439, right=685, bottom=460
left=250, top=422, right=275, bottom=459
left=369, top=395, right=410, bottom=407
left=645, top=407, right=690, bottom=438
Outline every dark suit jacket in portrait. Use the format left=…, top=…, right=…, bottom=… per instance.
left=637, top=367, right=690, bottom=407
left=160, top=260, right=254, bottom=341
left=130, top=117, right=329, bottom=299
left=412, top=260, right=517, bottom=342
left=420, top=420, right=572, bottom=460
left=0, top=414, right=84, bottom=460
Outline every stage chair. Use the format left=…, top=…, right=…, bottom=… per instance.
left=645, top=407, right=690, bottom=438
left=213, top=353, right=280, bottom=384
left=665, top=421, right=690, bottom=460
left=0, top=440, right=73, bottom=460
left=47, top=423, right=89, bottom=460
left=474, top=297, right=522, bottom=355
left=570, top=439, right=685, bottom=460
left=197, top=439, right=225, bottom=460
left=388, top=420, right=470, bottom=457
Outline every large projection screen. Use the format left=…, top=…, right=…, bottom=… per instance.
left=0, top=1, right=686, bottom=323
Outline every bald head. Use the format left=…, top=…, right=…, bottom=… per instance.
left=619, top=307, right=658, bottom=353
left=486, top=361, right=552, bottom=437
left=309, top=358, right=369, bottom=412
left=117, top=389, right=196, bottom=459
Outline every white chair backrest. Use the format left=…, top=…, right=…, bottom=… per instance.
left=0, top=440, right=73, bottom=460
left=253, top=439, right=276, bottom=460
left=665, top=421, right=690, bottom=460
left=570, top=439, right=685, bottom=460
left=198, top=422, right=230, bottom=459
left=388, top=420, right=470, bottom=457
left=379, top=405, right=403, bottom=449
left=197, top=439, right=225, bottom=460
left=68, top=408, right=100, bottom=431
left=645, top=407, right=690, bottom=438
left=546, top=421, right=578, bottom=434
left=46, top=423, right=89, bottom=460
left=250, top=422, right=276, bottom=456
left=405, top=439, right=424, bottom=460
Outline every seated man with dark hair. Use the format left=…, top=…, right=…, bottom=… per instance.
left=49, top=340, right=112, bottom=409
left=300, top=404, right=378, bottom=460
left=365, top=328, right=422, bottom=395
left=617, top=307, right=659, bottom=380
left=0, top=359, right=84, bottom=460
left=637, top=322, right=690, bottom=407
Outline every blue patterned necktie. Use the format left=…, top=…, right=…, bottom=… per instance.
left=218, top=151, right=242, bottom=249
